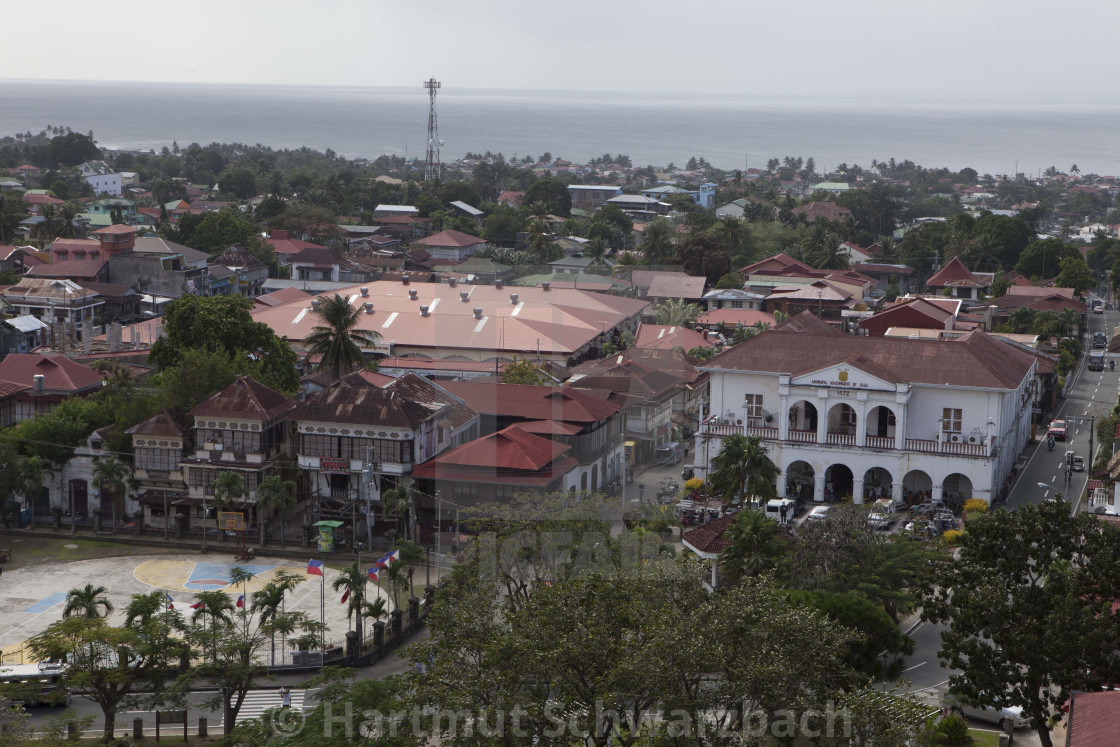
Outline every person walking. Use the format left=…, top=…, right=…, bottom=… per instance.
left=279, top=686, right=292, bottom=709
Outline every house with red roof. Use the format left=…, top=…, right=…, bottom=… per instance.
left=414, top=229, right=487, bottom=261
left=127, top=411, right=189, bottom=532
left=858, top=296, right=961, bottom=336
left=925, top=257, right=994, bottom=300
left=411, top=425, right=580, bottom=507
left=1065, top=690, right=1120, bottom=747
left=265, top=230, right=329, bottom=266
left=634, top=323, right=714, bottom=352
left=441, top=381, right=624, bottom=492
left=0, top=353, right=103, bottom=421
left=791, top=201, right=851, bottom=223
left=181, top=377, right=298, bottom=533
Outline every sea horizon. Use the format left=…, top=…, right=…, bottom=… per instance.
left=3, top=78, right=1120, bottom=177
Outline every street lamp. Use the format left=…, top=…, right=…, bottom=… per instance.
left=353, top=541, right=365, bottom=652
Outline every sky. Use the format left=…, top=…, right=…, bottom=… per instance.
left=3, top=0, right=1119, bottom=100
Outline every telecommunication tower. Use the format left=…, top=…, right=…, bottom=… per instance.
left=423, top=78, right=442, bottom=182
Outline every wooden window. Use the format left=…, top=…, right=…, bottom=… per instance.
left=941, top=408, right=962, bottom=433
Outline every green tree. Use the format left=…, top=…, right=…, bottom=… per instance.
left=500, top=358, right=553, bottom=385
left=148, top=295, right=299, bottom=393
left=92, top=455, right=130, bottom=526
left=305, top=293, right=381, bottom=380
left=920, top=500, right=1120, bottom=747
left=255, top=475, right=296, bottom=547
left=62, top=583, right=114, bottom=619
left=1015, top=237, right=1077, bottom=278
left=651, top=297, right=702, bottom=326
left=28, top=610, right=183, bottom=739
left=640, top=216, right=675, bottom=265
left=790, top=589, right=914, bottom=680
left=381, top=482, right=418, bottom=541
left=715, top=271, right=742, bottom=289
left=331, top=562, right=371, bottom=646
left=0, top=190, right=30, bottom=244
left=708, top=434, right=781, bottom=504
left=522, top=177, right=571, bottom=216
left=218, top=167, right=260, bottom=200
left=1054, top=254, right=1096, bottom=295
left=719, top=509, right=784, bottom=583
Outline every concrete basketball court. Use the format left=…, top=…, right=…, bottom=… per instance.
left=0, top=551, right=390, bottom=663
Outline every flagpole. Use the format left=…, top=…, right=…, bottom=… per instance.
left=320, top=569, right=325, bottom=660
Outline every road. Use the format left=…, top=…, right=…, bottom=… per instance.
left=1006, top=300, right=1118, bottom=509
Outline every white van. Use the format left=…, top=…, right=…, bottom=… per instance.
left=806, top=506, right=832, bottom=523
left=765, top=498, right=797, bottom=526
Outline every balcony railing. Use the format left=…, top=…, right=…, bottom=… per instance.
left=699, top=423, right=992, bottom=457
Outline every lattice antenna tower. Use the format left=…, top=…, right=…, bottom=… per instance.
left=423, top=78, right=443, bottom=182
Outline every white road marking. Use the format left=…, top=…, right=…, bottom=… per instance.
left=904, top=662, right=926, bottom=673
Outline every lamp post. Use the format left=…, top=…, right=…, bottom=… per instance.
left=435, top=490, right=442, bottom=583
left=353, top=541, right=365, bottom=650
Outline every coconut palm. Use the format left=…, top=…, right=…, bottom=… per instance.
left=526, top=218, right=556, bottom=263
left=63, top=584, right=114, bottom=619
left=204, top=472, right=245, bottom=552
left=395, top=539, right=425, bottom=597
left=652, top=298, right=703, bottom=326
left=718, top=510, right=784, bottom=584
left=255, top=475, right=296, bottom=547
left=124, top=590, right=173, bottom=628
left=305, top=294, right=380, bottom=380
left=381, top=482, right=417, bottom=541
left=0, top=190, right=29, bottom=244
left=36, top=204, right=61, bottom=244
left=252, top=572, right=301, bottom=664
left=361, top=596, right=388, bottom=624
left=331, top=562, right=369, bottom=642
left=612, top=251, right=643, bottom=277
left=641, top=217, right=675, bottom=266
left=708, top=434, right=781, bottom=505
left=57, top=202, right=81, bottom=239
left=92, top=456, right=130, bottom=526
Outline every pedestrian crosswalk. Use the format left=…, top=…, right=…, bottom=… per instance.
left=234, top=688, right=309, bottom=725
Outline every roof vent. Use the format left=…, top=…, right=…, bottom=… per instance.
left=311, top=299, right=320, bottom=310
left=460, top=290, right=469, bottom=302
left=402, top=274, right=410, bottom=285
left=473, top=307, right=483, bottom=320
left=420, top=305, right=430, bottom=317
left=510, top=293, right=519, bottom=305
left=408, top=288, right=418, bottom=300
left=448, top=277, right=457, bottom=288
left=364, top=302, right=374, bottom=314
left=495, top=279, right=503, bottom=290
left=542, top=281, right=551, bottom=291
left=360, top=287, right=369, bottom=297
left=32, top=374, right=44, bottom=393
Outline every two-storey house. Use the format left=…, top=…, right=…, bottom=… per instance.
left=127, top=411, right=188, bottom=532
left=293, top=371, right=478, bottom=514
left=694, top=312, right=1035, bottom=506
left=181, top=377, right=298, bottom=532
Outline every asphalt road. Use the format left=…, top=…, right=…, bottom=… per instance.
left=1006, top=301, right=1118, bottom=509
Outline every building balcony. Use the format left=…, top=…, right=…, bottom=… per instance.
left=698, top=422, right=994, bottom=458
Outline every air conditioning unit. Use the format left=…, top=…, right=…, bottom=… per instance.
left=951, top=435, right=960, bottom=442
left=736, top=419, right=743, bottom=426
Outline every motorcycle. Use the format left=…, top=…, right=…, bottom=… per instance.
left=1047, top=436, right=1055, bottom=451
left=1111, top=360, right=1115, bottom=371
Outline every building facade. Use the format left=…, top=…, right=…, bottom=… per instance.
left=694, top=313, right=1034, bottom=506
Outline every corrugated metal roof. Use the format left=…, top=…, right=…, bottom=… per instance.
left=5, top=315, right=48, bottom=333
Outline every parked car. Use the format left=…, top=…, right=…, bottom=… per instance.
left=806, top=506, right=832, bottom=523
left=941, top=693, right=1029, bottom=731
left=1093, top=332, right=1107, bottom=347
left=1048, top=420, right=1067, bottom=441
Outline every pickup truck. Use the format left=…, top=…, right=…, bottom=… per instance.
left=1048, top=420, right=1067, bottom=441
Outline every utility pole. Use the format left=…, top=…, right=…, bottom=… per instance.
left=423, top=78, right=442, bottom=182
left=435, top=490, right=442, bottom=582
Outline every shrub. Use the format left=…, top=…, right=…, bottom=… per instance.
left=941, top=529, right=964, bottom=547
left=684, top=477, right=705, bottom=493
left=935, top=713, right=970, bottom=744
left=963, top=498, right=989, bottom=514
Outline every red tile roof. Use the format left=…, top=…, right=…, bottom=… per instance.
left=27, top=255, right=108, bottom=280
left=266, top=232, right=326, bottom=256
left=92, top=224, right=138, bottom=236
left=411, top=425, right=577, bottom=484
left=415, top=230, right=486, bottom=249
left=706, top=312, right=1035, bottom=389
left=680, top=514, right=737, bottom=555
left=0, top=354, right=103, bottom=393
left=255, top=287, right=313, bottom=308
left=0, top=380, right=30, bottom=398
left=126, top=410, right=184, bottom=438
left=441, top=381, right=620, bottom=425
left=790, top=202, right=851, bottom=222
left=189, top=376, right=298, bottom=420
left=926, top=257, right=994, bottom=288
left=23, top=193, right=64, bottom=205
left=634, top=324, right=713, bottom=350
left=1067, top=690, right=1120, bottom=747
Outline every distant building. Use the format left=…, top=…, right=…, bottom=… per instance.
left=567, top=185, right=622, bottom=211
left=78, top=161, right=122, bottom=197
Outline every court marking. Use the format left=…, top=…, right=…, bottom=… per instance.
left=24, top=591, right=67, bottom=614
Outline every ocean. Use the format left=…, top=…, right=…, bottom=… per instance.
left=2, top=79, right=1120, bottom=177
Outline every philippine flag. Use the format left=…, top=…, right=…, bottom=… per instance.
left=165, top=593, right=174, bottom=610
left=190, top=601, right=205, bottom=610
left=377, top=549, right=400, bottom=569
left=307, top=559, right=325, bottom=576
left=367, top=567, right=380, bottom=581
left=340, top=589, right=351, bottom=604
left=236, top=593, right=245, bottom=609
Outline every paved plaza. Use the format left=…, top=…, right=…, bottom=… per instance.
left=0, top=548, right=387, bottom=664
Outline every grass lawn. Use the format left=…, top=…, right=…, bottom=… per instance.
left=968, top=729, right=1002, bottom=746
left=1, top=535, right=181, bottom=571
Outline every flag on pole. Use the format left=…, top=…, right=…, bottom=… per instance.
left=341, top=589, right=350, bottom=604
left=307, top=559, right=325, bottom=576
left=165, top=593, right=174, bottom=610
left=236, top=593, right=245, bottom=609
left=367, top=567, right=379, bottom=581
left=190, top=601, right=205, bottom=610
left=376, top=549, right=400, bottom=568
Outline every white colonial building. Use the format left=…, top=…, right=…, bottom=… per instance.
left=694, top=313, right=1035, bottom=506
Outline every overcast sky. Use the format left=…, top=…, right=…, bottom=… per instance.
left=3, top=0, right=1118, bottom=100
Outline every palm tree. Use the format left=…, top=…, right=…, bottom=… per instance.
left=641, top=217, right=675, bottom=266
left=63, top=584, right=114, bottom=619
left=652, top=298, right=702, bottom=326
left=251, top=572, right=301, bottom=665
left=395, top=539, right=425, bottom=597
left=57, top=202, right=81, bottom=239
left=526, top=218, right=555, bottom=263
left=206, top=472, right=245, bottom=551
left=331, top=562, right=369, bottom=643
left=718, top=510, right=784, bottom=585
left=92, top=456, right=130, bottom=528
left=708, top=434, right=781, bottom=506
left=36, top=204, right=60, bottom=245
left=381, top=483, right=417, bottom=541
left=361, top=596, right=388, bottom=625
left=612, top=251, right=643, bottom=277
left=17, top=456, right=44, bottom=525
left=305, top=294, right=380, bottom=380
left=0, top=190, right=29, bottom=244
left=255, top=475, right=296, bottom=547
left=124, top=590, right=171, bottom=628
left=585, top=237, right=608, bottom=269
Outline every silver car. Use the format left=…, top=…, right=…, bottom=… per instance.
left=942, top=693, right=1029, bottom=731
